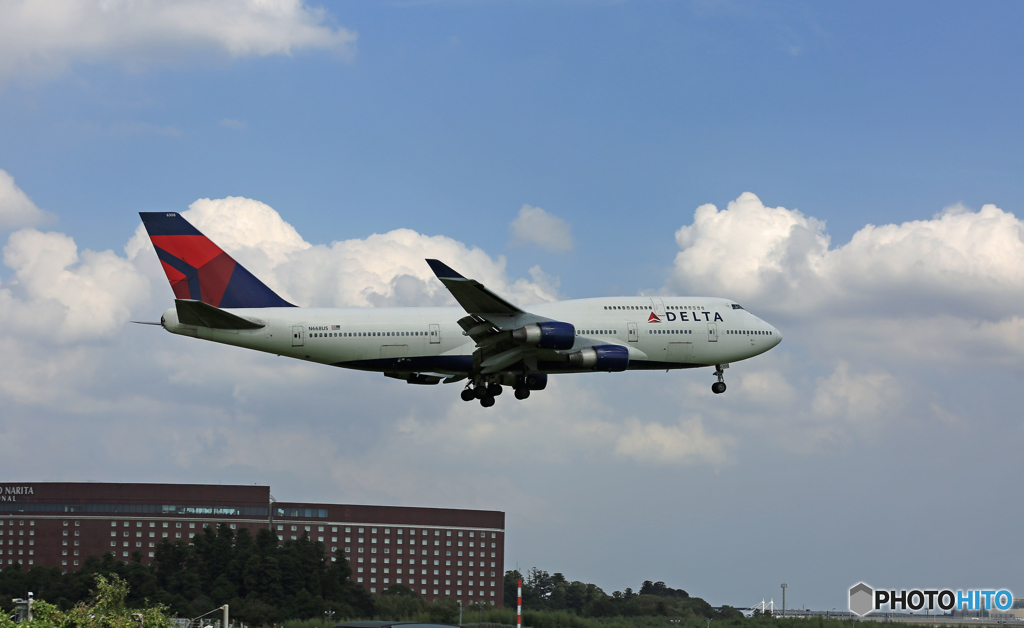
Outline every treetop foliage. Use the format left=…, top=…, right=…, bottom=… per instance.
left=503, top=569, right=722, bottom=621
left=0, top=574, right=175, bottom=628
left=0, top=525, right=373, bottom=626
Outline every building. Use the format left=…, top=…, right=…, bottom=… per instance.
left=0, top=482, right=504, bottom=605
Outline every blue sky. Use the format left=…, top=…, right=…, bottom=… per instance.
left=1, top=0, right=1024, bottom=611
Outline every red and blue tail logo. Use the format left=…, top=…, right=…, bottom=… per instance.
left=139, top=212, right=294, bottom=308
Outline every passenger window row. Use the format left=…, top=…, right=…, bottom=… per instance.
left=309, top=331, right=431, bottom=338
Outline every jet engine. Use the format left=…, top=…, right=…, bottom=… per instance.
left=511, top=321, right=575, bottom=350
left=567, top=345, right=629, bottom=372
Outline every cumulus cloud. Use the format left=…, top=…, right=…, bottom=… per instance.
left=670, top=193, right=1024, bottom=319
left=128, top=196, right=562, bottom=308
left=509, top=204, right=574, bottom=253
left=1, top=228, right=151, bottom=342
left=0, top=170, right=54, bottom=229
left=0, top=0, right=357, bottom=81
left=614, top=417, right=731, bottom=465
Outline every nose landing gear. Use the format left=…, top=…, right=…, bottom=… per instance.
left=711, top=364, right=728, bottom=394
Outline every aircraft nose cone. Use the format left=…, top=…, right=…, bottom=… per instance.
left=773, top=327, right=783, bottom=344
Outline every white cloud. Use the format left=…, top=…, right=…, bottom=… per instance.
left=0, top=0, right=357, bottom=81
left=0, top=170, right=54, bottom=229
left=810, top=361, right=901, bottom=428
left=614, top=417, right=732, bottom=465
left=1, top=228, right=151, bottom=342
left=670, top=193, right=1024, bottom=319
left=128, top=196, right=562, bottom=308
left=510, top=204, right=574, bottom=253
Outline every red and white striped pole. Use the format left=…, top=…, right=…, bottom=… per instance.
left=517, top=579, right=522, bottom=628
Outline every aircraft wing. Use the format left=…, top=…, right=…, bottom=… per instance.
left=426, top=259, right=568, bottom=375
left=425, top=259, right=523, bottom=316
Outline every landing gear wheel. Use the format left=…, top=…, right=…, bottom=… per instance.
left=514, top=388, right=530, bottom=400
left=480, top=395, right=496, bottom=408
left=487, top=382, right=503, bottom=396
left=711, top=363, right=728, bottom=394
left=461, top=388, right=476, bottom=402
left=474, top=386, right=488, bottom=399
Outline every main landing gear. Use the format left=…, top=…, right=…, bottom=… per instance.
left=461, top=380, right=530, bottom=406
left=711, top=364, right=728, bottom=395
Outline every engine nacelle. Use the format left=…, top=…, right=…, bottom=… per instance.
left=567, top=345, right=630, bottom=372
left=512, top=322, right=576, bottom=350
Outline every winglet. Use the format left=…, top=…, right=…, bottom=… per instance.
left=426, top=259, right=465, bottom=280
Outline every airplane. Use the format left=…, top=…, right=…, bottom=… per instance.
left=139, top=212, right=782, bottom=407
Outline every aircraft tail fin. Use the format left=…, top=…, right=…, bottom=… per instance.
left=139, top=212, right=294, bottom=308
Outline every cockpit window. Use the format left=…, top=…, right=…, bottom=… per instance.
left=731, top=304, right=744, bottom=310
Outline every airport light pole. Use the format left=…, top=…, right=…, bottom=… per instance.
left=780, top=584, right=787, bottom=618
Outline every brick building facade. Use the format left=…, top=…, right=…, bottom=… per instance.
left=0, top=482, right=504, bottom=605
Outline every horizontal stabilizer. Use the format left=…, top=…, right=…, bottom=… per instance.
left=175, top=300, right=265, bottom=330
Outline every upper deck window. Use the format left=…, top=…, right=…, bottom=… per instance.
left=731, top=304, right=744, bottom=310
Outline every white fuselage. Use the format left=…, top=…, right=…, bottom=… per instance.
left=161, top=296, right=781, bottom=375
